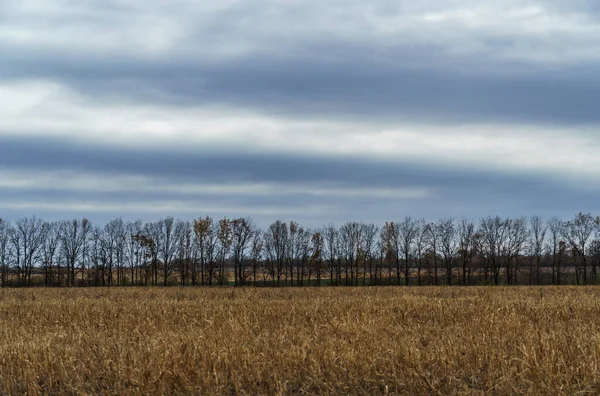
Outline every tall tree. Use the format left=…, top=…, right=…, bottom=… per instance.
left=362, top=223, right=379, bottom=286
left=339, top=222, right=363, bottom=286
left=310, top=231, right=324, bottom=286
left=125, top=220, right=144, bottom=286
left=563, top=213, right=598, bottom=284
left=60, top=218, right=90, bottom=287
left=14, top=217, right=46, bottom=286
left=323, top=224, right=339, bottom=286
left=264, top=221, right=288, bottom=286
left=424, top=223, right=440, bottom=285
left=380, top=222, right=396, bottom=285
left=398, top=218, right=418, bottom=286
left=216, top=218, right=233, bottom=285
left=547, top=217, right=563, bottom=285
left=457, top=219, right=476, bottom=285
left=479, top=216, right=509, bottom=285
left=160, top=217, right=186, bottom=286
left=437, top=218, right=457, bottom=285
left=529, top=216, right=547, bottom=285
left=231, top=218, right=254, bottom=286
left=0, top=219, right=10, bottom=287
left=42, top=222, right=61, bottom=287
left=193, top=217, right=216, bottom=286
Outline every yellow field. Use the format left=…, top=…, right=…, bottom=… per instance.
left=0, top=287, right=599, bottom=395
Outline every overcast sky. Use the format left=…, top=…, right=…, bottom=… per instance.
left=1, top=0, right=599, bottom=227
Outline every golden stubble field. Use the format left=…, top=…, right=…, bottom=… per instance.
left=0, top=287, right=599, bottom=395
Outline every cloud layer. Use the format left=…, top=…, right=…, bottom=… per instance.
left=1, top=0, right=599, bottom=226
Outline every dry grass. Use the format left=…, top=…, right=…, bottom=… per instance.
left=0, top=287, right=599, bottom=395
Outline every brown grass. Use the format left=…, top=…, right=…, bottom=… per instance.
left=0, top=287, right=599, bottom=395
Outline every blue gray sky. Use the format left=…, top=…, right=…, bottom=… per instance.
left=1, top=0, right=599, bottom=227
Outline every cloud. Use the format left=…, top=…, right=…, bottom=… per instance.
left=0, top=132, right=597, bottom=227
left=0, top=0, right=599, bottom=225
left=0, top=80, right=599, bottom=183
left=2, top=0, right=600, bottom=127
left=3, top=0, right=600, bottom=64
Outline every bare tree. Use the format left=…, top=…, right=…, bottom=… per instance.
left=398, top=218, right=418, bottom=286
left=250, top=230, right=263, bottom=285
left=216, top=218, right=233, bottom=285
left=264, top=221, right=288, bottom=286
left=42, top=222, right=61, bottom=287
left=13, top=217, right=46, bottom=286
left=60, top=218, right=90, bottom=287
left=293, top=225, right=311, bottom=286
left=176, top=221, right=193, bottom=286
left=310, top=231, right=324, bottom=286
left=529, top=216, right=547, bottom=285
left=563, top=213, right=598, bottom=284
left=161, top=218, right=186, bottom=286
left=479, top=216, right=509, bottom=285
left=104, top=218, right=126, bottom=286
left=339, top=222, right=363, bottom=286
left=380, top=222, right=396, bottom=285
left=193, top=217, right=217, bottom=286
left=424, top=223, right=440, bottom=285
left=231, top=218, right=254, bottom=286
left=413, top=220, right=427, bottom=286
left=504, top=218, right=528, bottom=285
left=323, top=224, right=339, bottom=286
left=457, top=219, right=475, bottom=285
left=125, top=220, right=144, bottom=286
left=437, top=218, right=457, bottom=285
left=0, top=219, right=10, bottom=287
left=547, top=217, right=563, bottom=285
left=362, top=223, right=379, bottom=286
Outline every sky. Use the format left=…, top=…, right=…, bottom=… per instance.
left=1, top=0, right=600, bottom=228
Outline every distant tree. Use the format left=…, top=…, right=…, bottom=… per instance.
left=547, top=217, right=563, bottom=284
left=380, top=222, right=396, bottom=285
left=529, top=216, right=547, bottom=285
left=437, top=218, right=457, bottom=285
left=216, top=218, right=233, bottom=285
left=310, top=231, right=324, bottom=286
left=457, top=219, right=476, bottom=285
left=479, top=216, right=509, bottom=285
left=176, top=221, right=193, bottom=286
left=104, top=218, right=126, bottom=286
left=398, top=218, right=418, bottom=286
left=339, top=222, right=363, bottom=286
left=424, top=222, right=440, bottom=285
left=323, top=224, right=339, bottom=286
left=563, top=213, right=599, bottom=284
left=250, top=230, right=263, bottom=285
left=42, top=222, right=60, bottom=287
left=60, top=218, right=90, bottom=287
left=264, top=221, right=288, bottom=286
left=125, top=220, right=144, bottom=286
left=0, top=219, right=10, bottom=287
left=231, top=218, right=254, bottom=286
left=414, top=220, right=427, bottom=286
left=361, top=223, right=379, bottom=286
left=293, top=225, right=311, bottom=286
left=13, top=217, right=46, bottom=286
left=504, top=218, right=528, bottom=285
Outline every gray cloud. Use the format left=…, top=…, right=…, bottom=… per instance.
left=1, top=0, right=600, bottom=225
left=0, top=135, right=597, bottom=227
left=3, top=41, right=600, bottom=126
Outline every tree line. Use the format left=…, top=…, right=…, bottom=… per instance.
left=0, top=213, right=598, bottom=287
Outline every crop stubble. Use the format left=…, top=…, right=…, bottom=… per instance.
left=0, top=287, right=599, bottom=394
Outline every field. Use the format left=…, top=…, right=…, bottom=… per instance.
left=0, top=287, right=599, bottom=395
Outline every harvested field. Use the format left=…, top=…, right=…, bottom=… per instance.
left=0, top=287, right=599, bottom=395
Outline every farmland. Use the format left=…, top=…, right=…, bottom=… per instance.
left=0, top=287, right=599, bottom=395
